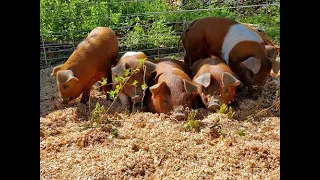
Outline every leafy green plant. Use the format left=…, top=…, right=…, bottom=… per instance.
left=90, top=102, right=106, bottom=123
left=216, top=103, right=234, bottom=119
left=237, top=129, right=245, bottom=136
left=111, top=129, right=118, bottom=137
left=185, top=109, right=199, bottom=132
left=86, top=57, right=149, bottom=129
left=226, top=106, right=234, bottom=119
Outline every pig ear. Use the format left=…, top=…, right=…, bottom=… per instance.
left=269, top=58, right=280, bottom=77
left=183, top=79, right=198, bottom=94
left=56, top=69, right=79, bottom=85
left=111, top=63, right=127, bottom=76
left=143, top=61, right=157, bottom=75
left=221, top=72, right=240, bottom=87
left=149, top=82, right=166, bottom=96
left=194, top=72, right=211, bottom=88
left=241, top=57, right=261, bottom=74
left=51, top=64, right=63, bottom=76
left=265, top=45, right=277, bottom=59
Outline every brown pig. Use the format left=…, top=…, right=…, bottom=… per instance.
left=192, top=56, right=240, bottom=111
left=51, top=27, right=118, bottom=104
left=111, top=51, right=156, bottom=107
left=182, top=17, right=280, bottom=91
left=144, top=58, right=198, bottom=120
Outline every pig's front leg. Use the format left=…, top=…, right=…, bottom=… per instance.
left=80, top=90, right=91, bottom=104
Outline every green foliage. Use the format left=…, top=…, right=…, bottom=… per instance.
left=237, top=129, right=245, bottom=136
left=185, top=109, right=199, bottom=132
left=98, top=77, right=107, bottom=86
left=91, top=102, right=106, bottom=123
left=40, top=0, right=280, bottom=47
left=106, top=57, right=147, bottom=103
left=216, top=103, right=234, bottom=119
left=216, top=103, right=228, bottom=114
left=227, top=106, right=234, bottom=119
left=141, top=84, right=148, bottom=91
left=124, top=20, right=177, bottom=49
left=111, top=129, right=119, bottom=137
left=107, top=84, right=121, bottom=101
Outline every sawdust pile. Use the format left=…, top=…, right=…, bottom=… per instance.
left=40, top=65, right=280, bottom=179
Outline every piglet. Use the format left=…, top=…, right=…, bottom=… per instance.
left=192, top=56, right=240, bottom=111
left=51, top=27, right=118, bottom=104
left=144, top=58, right=198, bottom=120
left=111, top=51, right=156, bottom=108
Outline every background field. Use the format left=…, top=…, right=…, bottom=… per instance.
left=40, top=0, right=280, bottom=69
left=40, top=0, right=280, bottom=179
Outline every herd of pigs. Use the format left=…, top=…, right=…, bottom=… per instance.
left=50, top=17, right=280, bottom=120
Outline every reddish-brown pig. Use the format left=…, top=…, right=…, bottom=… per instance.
left=192, top=56, right=240, bottom=111
left=51, top=27, right=118, bottom=104
left=144, top=58, right=198, bottom=120
left=182, top=17, right=280, bottom=91
left=111, top=51, right=156, bottom=107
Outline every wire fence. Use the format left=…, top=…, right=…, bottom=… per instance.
left=40, top=0, right=280, bottom=69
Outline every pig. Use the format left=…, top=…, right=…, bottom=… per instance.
left=181, top=17, right=280, bottom=92
left=241, top=23, right=280, bottom=60
left=51, top=27, right=118, bottom=104
left=192, top=56, right=240, bottom=111
left=111, top=51, right=156, bottom=108
left=144, top=58, right=198, bottom=120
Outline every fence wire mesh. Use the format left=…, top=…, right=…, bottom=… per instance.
left=40, top=0, right=280, bottom=69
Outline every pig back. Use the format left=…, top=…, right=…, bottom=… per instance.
left=85, top=27, right=119, bottom=71
left=152, top=58, right=191, bottom=77
left=59, top=27, right=118, bottom=89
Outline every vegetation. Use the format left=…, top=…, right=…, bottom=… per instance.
left=89, top=57, right=148, bottom=114
left=185, top=109, right=200, bottom=132
left=216, top=103, right=234, bottom=119
left=40, top=0, right=280, bottom=62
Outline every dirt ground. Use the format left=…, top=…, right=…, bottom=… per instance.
left=40, top=64, right=280, bottom=179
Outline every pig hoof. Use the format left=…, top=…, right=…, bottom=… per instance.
left=172, top=112, right=186, bottom=121
left=131, top=95, right=142, bottom=104
left=80, top=95, right=89, bottom=104
left=208, top=102, right=220, bottom=111
left=80, top=98, right=88, bottom=104
left=80, top=91, right=90, bottom=104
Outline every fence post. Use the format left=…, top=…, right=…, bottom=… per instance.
left=40, top=17, right=48, bottom=67
left=40, top=29, right=48, bottom=67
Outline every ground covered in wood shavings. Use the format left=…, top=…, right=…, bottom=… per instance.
left=40, top=65, right=280, bottom=180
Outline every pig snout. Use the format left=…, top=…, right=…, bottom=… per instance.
left=207, top=98, right=221, bottom=111
left=131, top=95, right=142, bottom=104
left=171, top=106, right=187, bottom=120
left=172, top=111, right=186, bottom=120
